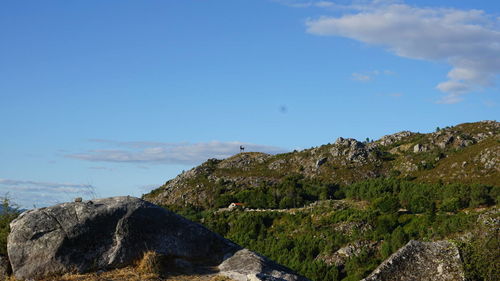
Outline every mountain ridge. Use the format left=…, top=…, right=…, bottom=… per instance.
left=144, top=120, right=499, bottom=209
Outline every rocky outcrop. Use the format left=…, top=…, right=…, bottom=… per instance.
left=475, top=146, right=499, bottom=171
left=8, top=197, right=306, bottom=281
left=413, top=144, right=428, bottom=153
left=362, top=240, right=464, bottom=281
left=219, top=249, right=306, bottom=281
left=317, top=240, right=378, bottom=266
left=330, top=137, right=376, bottom=165
left=315, top=157, right=328, bottom=168
left=379, top=131, right=415, bottom=146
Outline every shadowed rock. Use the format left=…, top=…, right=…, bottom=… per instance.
left=8, top=196, right=307, bottom=281
left=0, top=255, right=11, bottom=280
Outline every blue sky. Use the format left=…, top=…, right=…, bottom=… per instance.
left=1, top=0, right=498, bottom=208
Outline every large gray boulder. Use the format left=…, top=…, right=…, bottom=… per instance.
left=219, top=249, right=306, bottom=281
left=362, top=240, right=464, bottom=281
left=8, top=196, right=306, bottom=281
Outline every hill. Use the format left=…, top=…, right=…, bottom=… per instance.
left=142, top=121, right=499, bottom=281
left=144, top=121, right=499, bottom=209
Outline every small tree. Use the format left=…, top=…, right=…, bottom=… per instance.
left=0, top=195, right=20, bottom=255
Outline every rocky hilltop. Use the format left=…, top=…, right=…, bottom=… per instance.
left=144, top=121, right=499, bottom=209
left=7, top=197, right=307, bottom=281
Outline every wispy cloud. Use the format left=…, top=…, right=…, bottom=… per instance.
left=0, top=178, right=97, bottom=208
left=483, top=100, right=497, bottom=108
left=351, top=69, right=395, bottom=82
left=389, top=93, right=403, bottom=98
left=88, top=166, right=114, bottom=171
left=352, top=72, right=372, bottom=82
left=66, top=140, right=288, bottom=165
left=304, top=1, right=500, bottom=103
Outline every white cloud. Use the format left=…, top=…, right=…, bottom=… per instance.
left=66, top=140, right=288, bottom=165
left=0, top=178, right=97, bottom=208
left=305, top=1, right=500, bottom=103
left=352, top=72, right=372, bottom=81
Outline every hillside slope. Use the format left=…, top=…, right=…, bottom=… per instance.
left=141, top=121, right=499, bottom=281
left=144, top=121, right=499, bottom=209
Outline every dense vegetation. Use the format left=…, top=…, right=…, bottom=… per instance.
left=212, top=174, right=341, bottom=209
left=0, top=196, right=20, bottom=255
left=168, top=178, right=499, bottom=281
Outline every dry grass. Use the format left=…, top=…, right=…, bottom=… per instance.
left=4, top=252, right=234, bottom=281
left=9, top=268, right=231, bottom=281
left=135, top=251, right=167, bottom=277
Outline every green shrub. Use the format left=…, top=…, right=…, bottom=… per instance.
left=0, top=197, right=20, bottom=255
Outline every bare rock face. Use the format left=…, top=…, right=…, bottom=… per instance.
left=8, top=197, right=306, bottom=281
left=362, top=240, right=464, bottom=281
left=331, top=137, right=375, bottom=165
left=219, top=249, right=307, bottom=281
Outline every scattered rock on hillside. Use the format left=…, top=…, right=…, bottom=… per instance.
left=413, top=144, right=428, bottom=153
left=475, top=146, right=499, bottom=171
left=379, top=131, right=414, bottom=146
left=315, top=157, right=328, bottom=168
left=218, top=153, right=271, bottom=170
left=8, top=197, right=306, bottom=281
left=317, top=240, right=379, bottom=266
left=362, top=240, right=464, bottom=281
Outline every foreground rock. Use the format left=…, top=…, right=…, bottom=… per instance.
left=219, top=249, right=304, bottom=281
left=362, top=240, right=464, bottom=281
left=8, top=196, right=306, bottom=281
